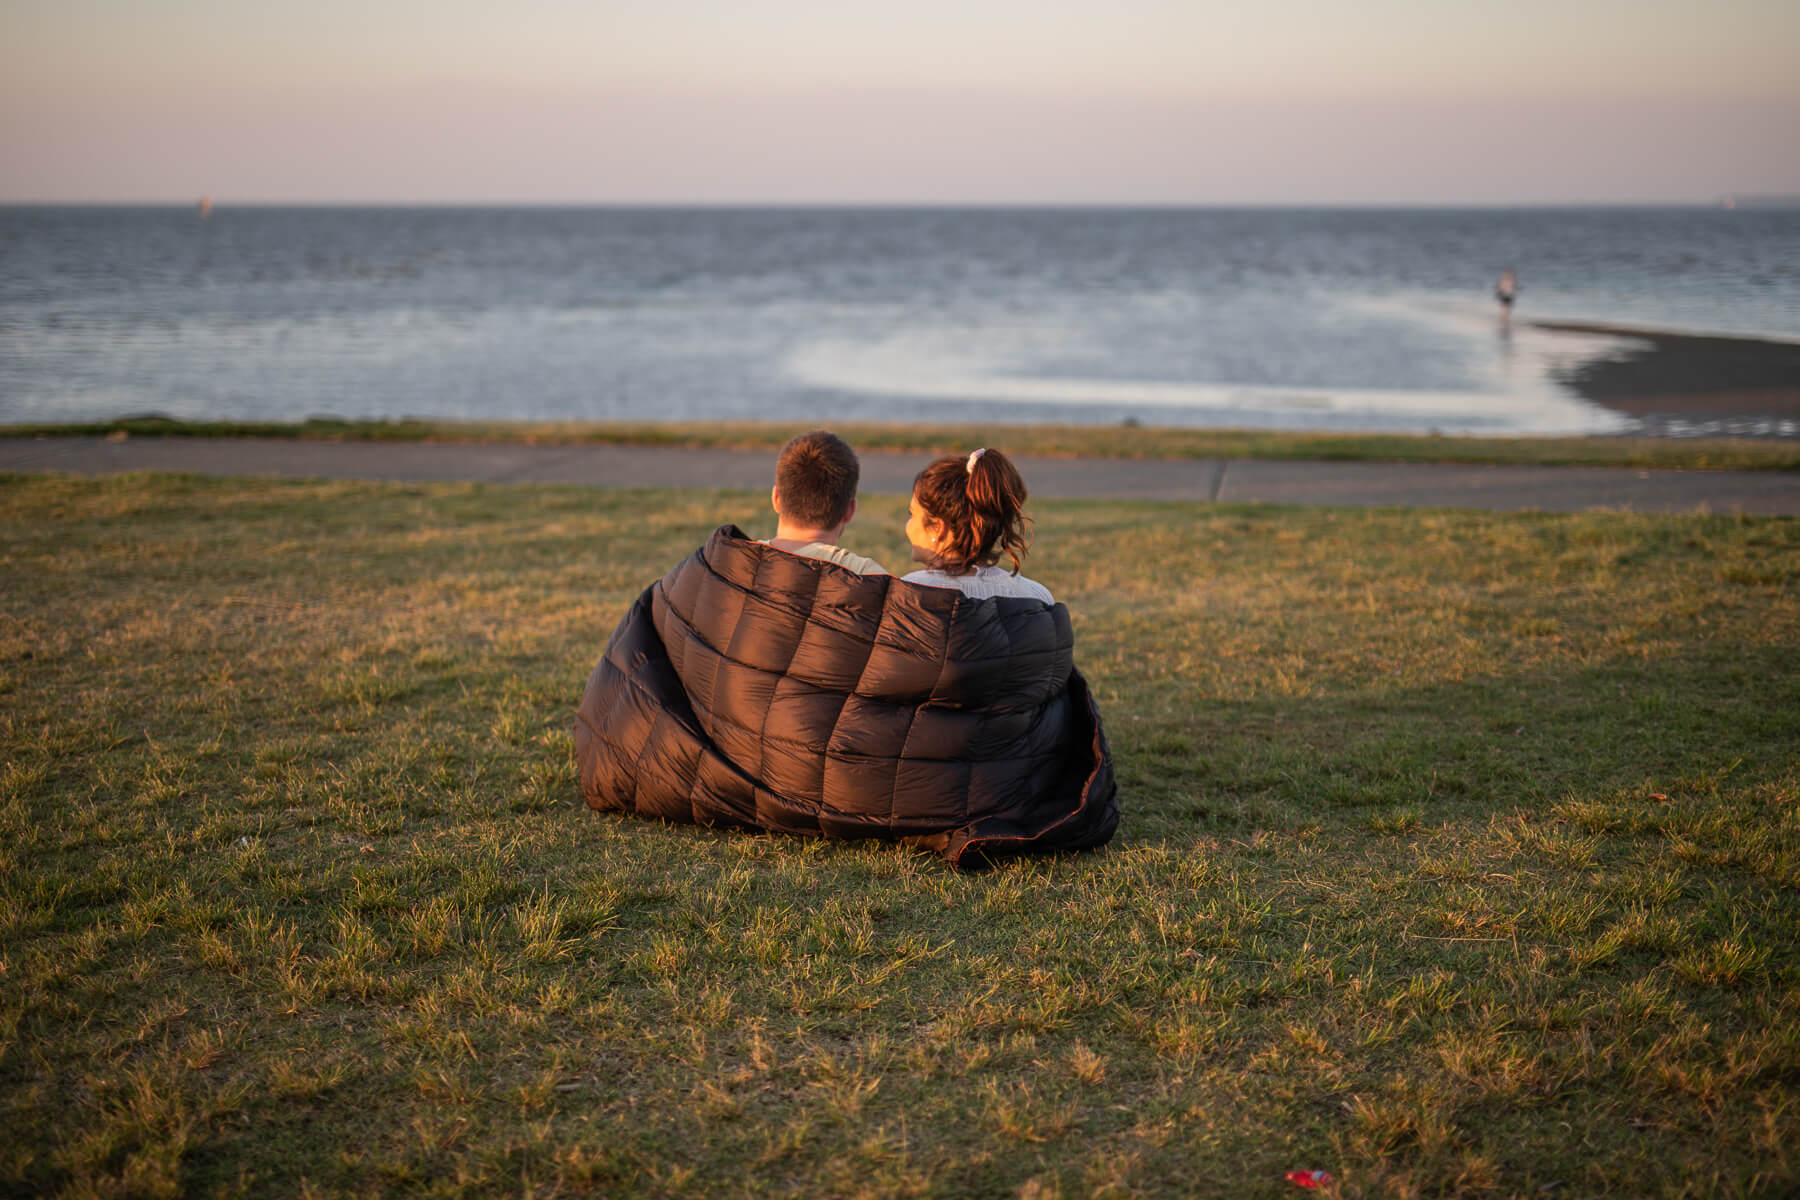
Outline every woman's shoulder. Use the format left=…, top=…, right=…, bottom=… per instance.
left=991, top=569, right=1055, bottom=604
left=901, top=566, right=1054, bottom=604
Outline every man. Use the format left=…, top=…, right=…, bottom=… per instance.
left=762, top=429, right=887, bottom=575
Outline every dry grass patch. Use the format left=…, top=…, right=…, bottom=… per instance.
left=1, top=472, right=1796, bottom=1196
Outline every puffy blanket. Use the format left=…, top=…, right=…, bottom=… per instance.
left=574, top=526, right=1118, bottom=868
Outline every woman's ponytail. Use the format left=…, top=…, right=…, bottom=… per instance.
left=914, top=448, right=1032, bottom=575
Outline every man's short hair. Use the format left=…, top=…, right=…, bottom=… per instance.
left=775, top=430, right=861, bottom=529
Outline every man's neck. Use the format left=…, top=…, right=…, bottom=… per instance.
left=771, top=521, right=844, bottom=549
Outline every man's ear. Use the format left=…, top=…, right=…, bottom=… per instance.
left=770, top=485, right=782, bottom=515
left=843, top=497, right=857, bottom=526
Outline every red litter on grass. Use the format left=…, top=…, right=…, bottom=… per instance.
left=1286, top=1169, right=1333, bottom=1188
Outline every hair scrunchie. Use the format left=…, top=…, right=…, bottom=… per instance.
left=965, top=448, right=986, bottom=474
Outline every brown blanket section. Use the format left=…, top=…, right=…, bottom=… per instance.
left=573, top=526, right=1118, bottom=868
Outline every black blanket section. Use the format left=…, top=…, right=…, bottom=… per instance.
left=574, top=526, right=1118, bottom=868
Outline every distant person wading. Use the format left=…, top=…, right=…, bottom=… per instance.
left=1495, top=267, right=1519, bottom=322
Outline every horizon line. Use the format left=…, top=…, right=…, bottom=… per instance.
left=0, top=198, right=1760, bottom=211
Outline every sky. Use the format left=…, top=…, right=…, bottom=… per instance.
left=3, top=0, right=1798, bottom=205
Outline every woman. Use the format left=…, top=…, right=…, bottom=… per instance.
left=903, top=447, right=1053, bottom=602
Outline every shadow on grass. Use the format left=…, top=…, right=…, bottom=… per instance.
left=1111, top=642, right=1800, bottom=850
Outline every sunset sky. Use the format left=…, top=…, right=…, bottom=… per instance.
left=4, top=0, right=1798, bottom=204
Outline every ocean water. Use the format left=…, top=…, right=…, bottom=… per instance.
left=2, top=206, right=1796, bottom=436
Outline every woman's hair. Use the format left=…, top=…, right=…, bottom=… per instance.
left=913, top=448, right=1031, bottom=575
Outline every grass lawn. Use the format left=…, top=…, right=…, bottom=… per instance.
left=7, top=416, right=1800, bottom=472
left=2, top=472, right=1796, bottom=1198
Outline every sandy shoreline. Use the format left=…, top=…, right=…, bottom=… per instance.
left=1533, top=321, right=1800, bottom=433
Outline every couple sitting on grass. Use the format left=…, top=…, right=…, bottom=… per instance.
left=574, top=430, right=1118, bottom=868
left=761, top=431, right=1054, bottom=602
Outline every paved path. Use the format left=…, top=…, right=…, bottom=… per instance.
left=4, top=436, right=1796, bottom=515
